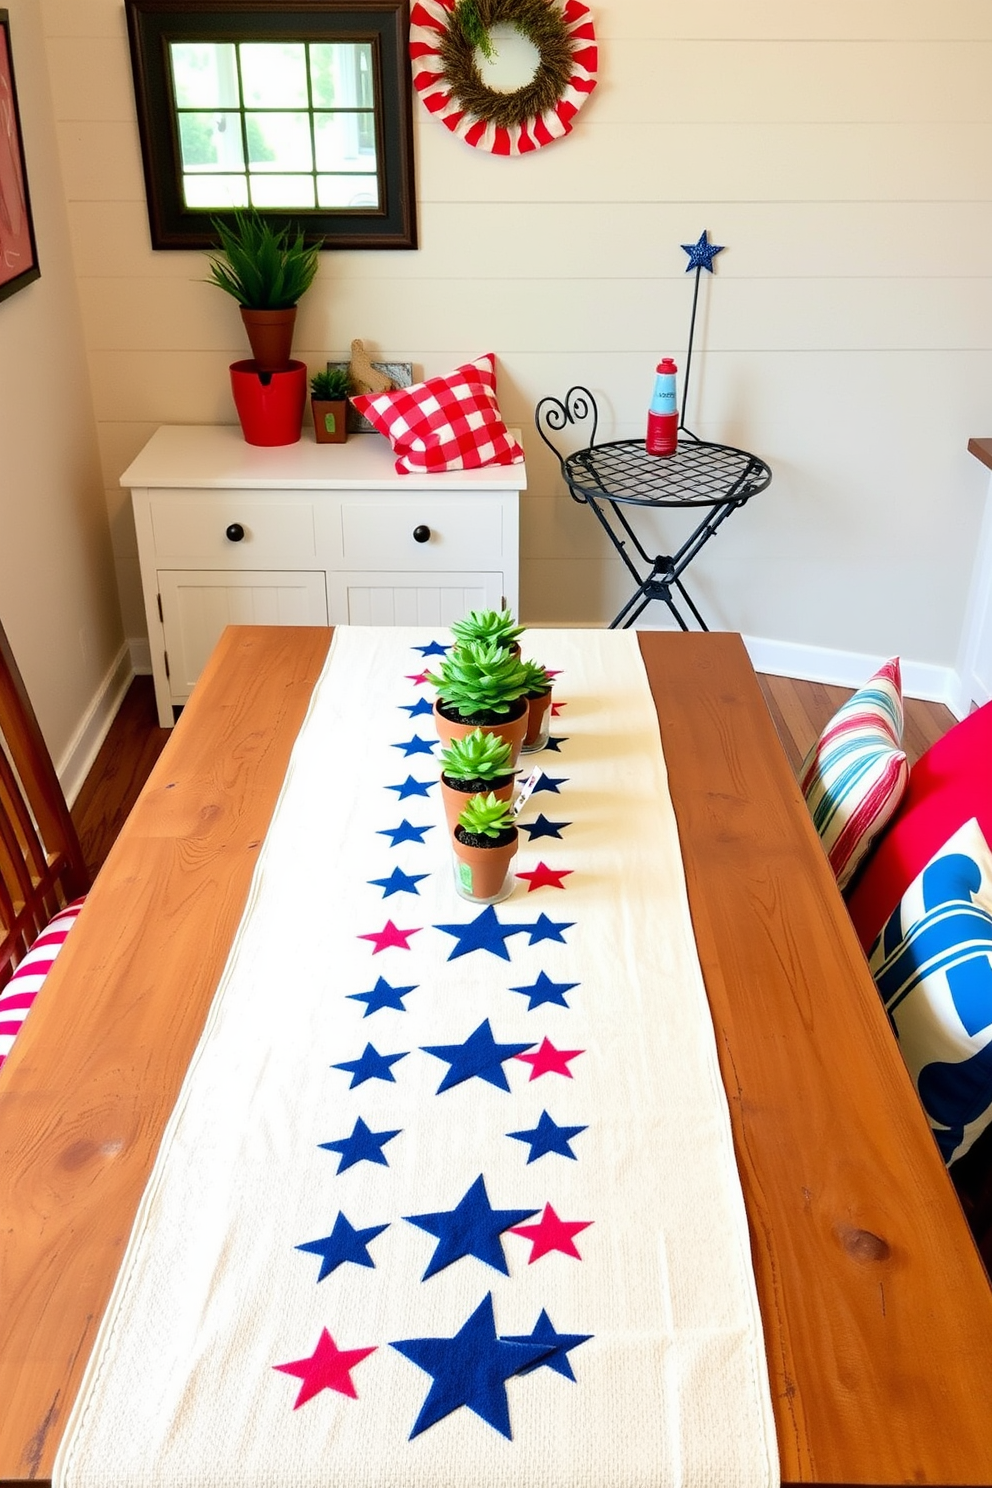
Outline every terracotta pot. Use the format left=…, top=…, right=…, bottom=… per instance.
left=451, top=826, right=518, bottom=903
left=440, top=772, right=515, bottom=834
left=240, top=306, right=297, bottom=372
left=230, top=360, right=307, bottom=446
left=311, top=398, right=348, bottom=444
left=433, top=697, right=529, bottom=768
left=521, top=688, right=552, bottom=753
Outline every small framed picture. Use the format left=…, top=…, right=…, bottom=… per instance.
left=0, top=10, right=39, bottom=304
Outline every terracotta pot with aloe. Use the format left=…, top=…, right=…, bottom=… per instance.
left=450, top=607, right=525, bottom=657
left=426, top=639, right=531, bottom=765
left=438, top=728, right=516, bottom=833
left=451, top=792, right=519, bottom=904
left=520, top=658, right=553, bottom=753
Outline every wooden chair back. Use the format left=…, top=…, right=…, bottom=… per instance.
left=0, top=618, right=90, bottom=989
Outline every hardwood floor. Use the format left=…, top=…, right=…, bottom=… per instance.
left=71, top=668, right=958, bottom=878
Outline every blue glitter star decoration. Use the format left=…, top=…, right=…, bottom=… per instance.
left=681, top=229, right=725, bottom=273
left=391, top=1293, right=552, bottom=1439
left=296, top=1211, right=389, bottom=1280
left=421, top=1018, right=533, bottom=1094
left=405, top=1174, right=537, bottom=1279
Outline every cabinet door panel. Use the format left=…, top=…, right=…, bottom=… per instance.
left=328, top=572, right=503, bottom=627
left=159, top=571, right=328, bottom=698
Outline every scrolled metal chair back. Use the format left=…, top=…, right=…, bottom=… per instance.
left=534, top=387, right=599, bottom=470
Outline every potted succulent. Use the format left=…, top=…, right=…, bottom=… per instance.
left=520, top=659, right=553, bottom=753
left=450, top=607, right=525, bottom=656
left=438, top=728, right=515, bottom=832
left=451, top=791, right=519, bottom=904
left=310, top=367, right=351, bottom=444
left=206, top=209, right=321, bottom=371
left=426, top=639, right=532, bottom=764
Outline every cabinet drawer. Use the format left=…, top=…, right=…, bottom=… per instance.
left=149, top=494, right=317, bottom=566
left=339, top=498, right=504, bottom=569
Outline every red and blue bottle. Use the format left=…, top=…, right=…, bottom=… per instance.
left=646, top=358, right=679, bottom=456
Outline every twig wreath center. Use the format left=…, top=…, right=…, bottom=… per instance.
left=440, top=0, right=575, bottom=131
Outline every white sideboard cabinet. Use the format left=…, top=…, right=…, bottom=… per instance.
left=123, top=425, right=524, bottom=726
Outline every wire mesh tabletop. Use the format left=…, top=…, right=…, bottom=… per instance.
left=563, top=436, right=771, bottom=509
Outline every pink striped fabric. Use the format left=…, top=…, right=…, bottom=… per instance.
left=0, top=897, right=85, bottom=1071
left=800, top=658, right=909, bottom=891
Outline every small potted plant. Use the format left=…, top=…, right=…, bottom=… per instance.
left=450, top=607, right=525, bottom=656
left=451, top=791, right=519, bottom=904
left=206, top=209, right=321, bottom=371
left=426, top=639, right=532, bottom=764
left=310, top=367, right=351, bottom=444
left=438, top=728, right=515, bottom=832
left=520, top=659, right=553, bottom=753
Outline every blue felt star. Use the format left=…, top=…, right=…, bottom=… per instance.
left=507, top=1110, right=587, bottom=1163
left=296, top=1212, right=389, bottom=1280
left=386, top=775, right=435, bottom=800
left=544, top=735, right=568, bottom=752
left=348, top=976, right=418, bottom=1016
left=332, top=1042, right=408, bottom=1088
left=532, top=773, right=568, bottom=795
left=405, top=1174, right=538, bottom=1279
left=320, top=1116, right=401, bottom=1173
left=681, top=229, right=725, bottom=273
left=412, top=640, right=450, bottom=657
left=421, top=1018, right=534, bottom=1094
left=378, top=819, right=434, bottom=847
left=392, top=735, right=437, bottom=758
left=367, top=866, right=429, bottom=899
left=523, top=912, right=574, bottom=946
left=508, top=970, right=579, bottom=1011
left=433, top=904, right=532, bottom=961
left=502, top=1309, right=593, bottom=1380
left=391, top=1293, right=551, bottom=1440
left=520, top=814, right=571, bottom=841
left=398, top=697, right=436, bottom=718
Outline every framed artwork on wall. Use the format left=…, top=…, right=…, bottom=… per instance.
left=0, top=10, right=40, bottom=303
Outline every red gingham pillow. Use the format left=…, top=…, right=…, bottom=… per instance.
left=350, top=353, right=524, bottom=474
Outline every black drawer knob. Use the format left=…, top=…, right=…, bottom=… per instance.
left=225, top=523, right=245, bottom=543
left=413, top=524, right=431, bottom=544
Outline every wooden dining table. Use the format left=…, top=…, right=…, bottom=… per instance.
left=2, top=625, right=992, bottom=1488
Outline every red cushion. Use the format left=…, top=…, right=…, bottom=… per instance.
left=847, top=702, right=992, bottom=951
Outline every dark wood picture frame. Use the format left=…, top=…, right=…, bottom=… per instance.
left=125, top=0, right=417, bottom=251
left=0, top=11, right=40, bottom=303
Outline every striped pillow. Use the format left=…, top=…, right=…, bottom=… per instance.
left=0, top=897, right=85, bottom=1072
left=800, top=658, right=908, bottom=890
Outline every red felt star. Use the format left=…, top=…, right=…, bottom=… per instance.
left=550, top=700, right=567, bottom=716
left=515, top=1036, right=584, bottom=1080
left=516, top=861, right=573, bottom=892
left=273, top=1328, right=376, bottom=1408
left=358, top=920, right=422, bottom=953
left=509, top=1203, right=592, bottom=1262
left=405, top=672, right=430, bottom=686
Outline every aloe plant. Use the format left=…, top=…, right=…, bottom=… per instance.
left=439, top=728, right=514, bottom=784
left=450, top=608, right=525, bottom=652
left=205, top=210, right=320, bottom=309
left=520, top=659, right=551, bottom=697
left=311, top=366, right=351, bottom=400
left=426, top=639, right=531, bottom=719
left=457, top=791, right=517, bottom=839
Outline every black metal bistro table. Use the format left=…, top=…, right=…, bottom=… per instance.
left=536, top=388, right=772, bottom=630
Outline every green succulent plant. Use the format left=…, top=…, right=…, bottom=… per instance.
left=439, top=728, right=514, bottom=783
left=205, top=209, right=321, bottom=309
left=310, top=366, right=351, bottom=400
left=449, top=608, right=525, bottom=652
left=520, top=659, right=551, bottom=697
left=426, top=639, right=531, bottom=719
left=456, top=791, right=517, bottom=839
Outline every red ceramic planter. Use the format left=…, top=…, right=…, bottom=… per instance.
left=230, top=360, right=307, bottom=446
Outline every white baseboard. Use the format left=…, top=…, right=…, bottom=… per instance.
left=56, top=643, right=134, bottom=807
left=741, top=634, right=965, bottom=719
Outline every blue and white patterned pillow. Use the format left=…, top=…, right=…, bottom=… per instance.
left=869, top=818, right=992, bottom=1164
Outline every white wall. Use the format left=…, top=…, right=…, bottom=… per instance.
left=0, top=0, right=123, bottom=782
left=40, top=0, right=992, bottom=678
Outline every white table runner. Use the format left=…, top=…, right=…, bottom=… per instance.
left=55, top=627, right=778, bottom=1488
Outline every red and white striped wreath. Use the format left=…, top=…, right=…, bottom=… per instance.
left=410, top=0, right=598, bottom=156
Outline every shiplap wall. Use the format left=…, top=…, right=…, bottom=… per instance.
left=39, top=0, right=992, bottom=668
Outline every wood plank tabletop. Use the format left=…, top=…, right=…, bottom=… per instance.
left=2, top=625, right=991, bottom=1488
